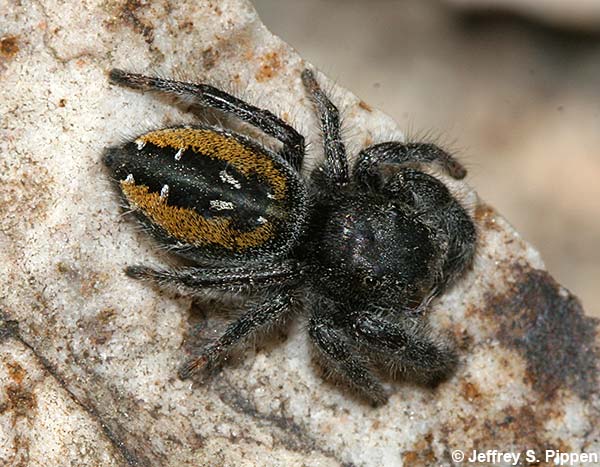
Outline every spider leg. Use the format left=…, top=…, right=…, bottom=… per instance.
left=439, top=203, right=477, bottom=288
left=383, top=168, right=477, bottom=291
left=125, top=261, right=302, bottom=294
left=353, top=142, right=467, bottom=188
left=178, top=288, right=293, bottom=378
left=308, top=300, right=387, bottom=405
left=350, top=312, right=458, bottom=385
left=108, top=69, right=305, bottom=170
left=301, top=69, right=349, bottom=185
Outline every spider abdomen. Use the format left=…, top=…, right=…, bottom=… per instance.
left=104, top=125, right=308, bottom=262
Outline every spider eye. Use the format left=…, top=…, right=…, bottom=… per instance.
left=363, top=276, right=379, bottom=287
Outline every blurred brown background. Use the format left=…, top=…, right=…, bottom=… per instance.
left=253, top=0, right=600, bottom=318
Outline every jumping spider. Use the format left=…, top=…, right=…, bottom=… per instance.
left=103, top=68, right=476, bottom=405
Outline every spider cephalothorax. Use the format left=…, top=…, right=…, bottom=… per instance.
left=103, top=68, right=476, bottom=405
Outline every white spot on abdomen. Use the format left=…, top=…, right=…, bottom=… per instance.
left=160, top=184, right=170, bottom=198
left=210, top=200, right=235, bottom=210
left=219, top=170, right=241, bottom=189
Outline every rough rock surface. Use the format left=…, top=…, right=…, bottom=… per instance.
left=1, top=1, right=598, bottom=466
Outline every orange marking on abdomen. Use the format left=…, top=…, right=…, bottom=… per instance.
left=121, top=181, right=275, bottom=250
left=138, top=128, right=288, bottom=200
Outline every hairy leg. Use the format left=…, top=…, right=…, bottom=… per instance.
left=109, top=69, right=305, bottom=170
left=350, top=312, right=458, bottom=385
left=353, top=142, right=467, bottom=188
left=381, top=167, right=477, bottom=291
left=125, top=261, right=301, bottom=294
left=179, top=288, right=294, bottom=378
left=308, top=300, right=387, bottom=405
left=301, top=69, right=349, bottom=185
